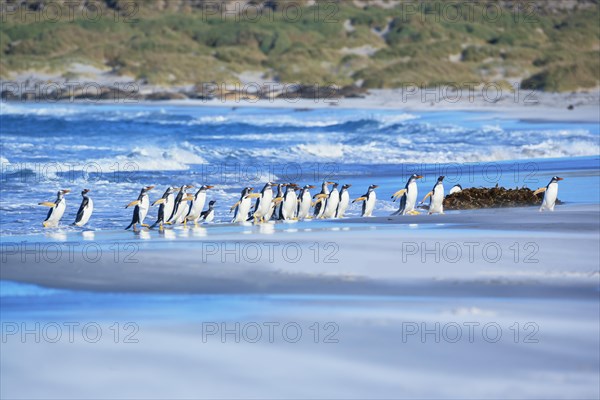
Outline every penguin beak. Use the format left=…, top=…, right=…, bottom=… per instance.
left=146, top=186, right=155, bottom=191
left=372, top=185, right=379, bottom=188
left=205, top=185, right=214, bottom=189
left=557, top=177, right=564, bottom=181
left=308, top=185, right=315, bottom=189
left=415, top=175, right=423, bottom=179
left=61, top=189, right=71, bottom=194
left=326, top=181, right=335, bottom=185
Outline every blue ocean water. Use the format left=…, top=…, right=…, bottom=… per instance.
left=1, top=102, right=599, bottom=236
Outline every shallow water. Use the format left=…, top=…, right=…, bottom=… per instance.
left=1, top=102, right=599, bottom=236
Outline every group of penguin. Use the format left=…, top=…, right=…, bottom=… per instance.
left=39, top=175, right=564, bottom=230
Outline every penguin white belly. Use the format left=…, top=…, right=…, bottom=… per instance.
left=323, top=191, right=339, bottom=218
left=282, top=196, right=297, bottom=220
left=204, top=211, right=214, bottom=223
left=76, top=198, right=94, bottom=226
left=297, top=194, right=311, bottom=219
left=363, top=193, right=376, bottom=217
left=188, top=193, right=206, bottom=221
left=164, top=194, right=176, bottom=221
left=403, top=182, right=418, bottom=214
left=45, top=199, right=66, bottom=227
left=429, top=186, right=444, bottom=214
left=541, top=182, right=559, bottom=211
left=256, top=192, right=273, bottom=218
left=233, top=198, right=252, bottom=222
left=139, top=196, right=150, bottom=224
left=264, top=201, right=276, bottom=220
left=336, top=192, right=349, bottom=218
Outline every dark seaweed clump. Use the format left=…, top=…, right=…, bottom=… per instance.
left=444, top=186, right=562, bottom=210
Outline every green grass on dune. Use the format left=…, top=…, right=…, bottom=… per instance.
left=1, top=1, right=598, bottom=91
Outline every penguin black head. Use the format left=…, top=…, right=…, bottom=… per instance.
left=305, top=184, right=315, bottom=189
left=437, top=176, right=445, bottom=182
left=551, top=176, right=564, bottom=182
left=58, top=189, right=70, bottom=198
left=369, top=184, right=379, bottom=191
left=208, top=200, right=216, bottom=207
left=332, top=182, right=339, bottom=189
left=81, top=189, right=90, bottom=196
left=342, top=184, right=352, bottom=190
left=410, top=174, right=423, bottom=181
left=141, top=185, right=155, bottom=194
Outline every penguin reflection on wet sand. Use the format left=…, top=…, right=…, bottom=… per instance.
left=125, top=186, right=154, bottom=231
left=392, top=174, right=422, bottom=215
left=73, top=189, right=93, bottom=227
left=39, top=189, right=70, bottom=227
left=353, top=184, right=378, bottom=217
left=534, top=176, right=563, bottom=212
left=421, top=176, right=445, bottom=215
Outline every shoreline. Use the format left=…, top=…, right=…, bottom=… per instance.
left=2, top=87, right=599, bottom=124
left=2, top=204, right=598, bottom=295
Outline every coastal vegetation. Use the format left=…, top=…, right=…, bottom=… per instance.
left=1, top=0, right=598, bottom=92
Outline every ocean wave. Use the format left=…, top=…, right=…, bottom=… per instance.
left=0, top=280, right=64, bottom=297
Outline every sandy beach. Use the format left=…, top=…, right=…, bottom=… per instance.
left=2, top=204, right=599, bottom=399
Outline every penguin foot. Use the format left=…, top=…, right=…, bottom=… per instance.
left=408, top=210, right=421, bottom=215
left=141, top=224, right=150, bottom=228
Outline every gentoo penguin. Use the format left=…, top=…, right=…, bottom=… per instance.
left=336, top=184, right=352, bottom=218
left=250, top=182, right=276, bottom=223
left=199, top=200, right=216, bottom=223
left=534, top=176, right=563, bottom=212
left=267, top=183, right=285, bottom=221
left=39, top=189, right=70, bottom=227
left=167, top=184, right=195, bottom=226
left=73, top=189, right=93, bottom=227
left=280, top=183, right=299, bottom=220
left=322, top=182, right=340, bottom=219
left=150, top=186, right=179, bottom=230
left=421, top=176, right=445, bottom=215
left=391, top=174, right=423, bottom=215
left=296, top=185, right=315, bottom=220
left=231, top=187, right=260, bottom=223
left=186, top=185, right=214, bottom=227
left=125, top=186, right=154, bottom=231
left=353, top=184, right=378, bottom=217
left=313, top=181, right=333, bottom=218
left=449, top=184, right=462, bottom=195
